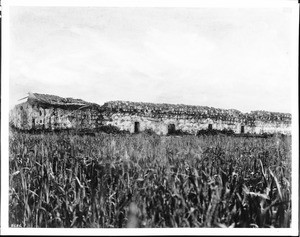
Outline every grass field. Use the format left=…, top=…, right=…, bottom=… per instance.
left=9, top=131, right=292, bottom=228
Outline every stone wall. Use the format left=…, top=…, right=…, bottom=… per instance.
left=103, top=113, right=242, bottom=135
left=10, top=101, right=103, bottom=131
left=102, top=114, right=290, bottom=135
left=101, top=101, right=291, bottom=135
left=10, top=93, right=292, bottom=135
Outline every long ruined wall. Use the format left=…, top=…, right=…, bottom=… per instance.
left=10, top=94, right=292, bottom=135
left=101, top=101, right=291, bottom=135
left=102, top=112, right=291, bottom=135
left=103, top=113, right=241, bottom=135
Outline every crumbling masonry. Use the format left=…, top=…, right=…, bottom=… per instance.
left=10, top=93, right=291, bottom=135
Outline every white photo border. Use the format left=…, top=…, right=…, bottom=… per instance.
left=1, top=0, right=299, bottom=236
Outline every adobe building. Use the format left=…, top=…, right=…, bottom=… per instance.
left=9, top=92, right=292, bottom=135
left=9, top=92, right=103, bottom=131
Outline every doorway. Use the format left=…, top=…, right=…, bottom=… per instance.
left=32, top=118, right=36, bottom=129
left=241, top=125, right=245, bottom=134
left=168, top=124, right=176, bottom=134
left=134, top=122, right=140, bottom=133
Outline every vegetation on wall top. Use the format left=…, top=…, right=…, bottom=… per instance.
left=102, top=101, right=291, bottom=124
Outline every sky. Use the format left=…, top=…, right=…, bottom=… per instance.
left=9, top=6, right=294, bottom=113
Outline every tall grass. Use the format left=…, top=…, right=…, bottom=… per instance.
left=9, top=131, right=291, bottom=228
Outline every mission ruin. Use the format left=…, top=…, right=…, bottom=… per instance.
left=10, top=92, right=292, bottom=135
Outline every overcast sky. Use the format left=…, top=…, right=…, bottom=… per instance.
left=9, top=7, right=294, bottom=113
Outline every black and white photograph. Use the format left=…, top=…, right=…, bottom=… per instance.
left=1, top=0, right=299, bottom=235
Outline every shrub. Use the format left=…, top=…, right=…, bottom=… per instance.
left=167, top=129, right=192, bottom=136
left=142, top=128, right=157, bottom=136
left=97, top=124, right=129, bottom=134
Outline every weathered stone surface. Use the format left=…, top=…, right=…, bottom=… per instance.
left=9, top=93, right=291, bottom=135
left=10, top=93, right=103, bottom=131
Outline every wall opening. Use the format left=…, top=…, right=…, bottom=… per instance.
left=241, top=125, right=245, bottom=134
left=168, top=124, right=176, bottom=134
left=32, top=118, right=35, bottom=129
left=208, top=124, right=213, bottom=130
left=134, top=122, right=140, bottom=133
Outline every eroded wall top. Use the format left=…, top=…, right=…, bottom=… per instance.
left=11, top=93, right=292, bottom=129
left=27, top=92, right=102, bottom=111
left=102, top=100, right=291, bottom=125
